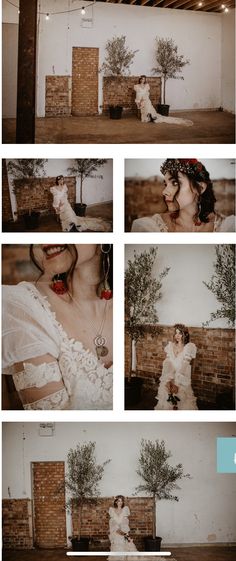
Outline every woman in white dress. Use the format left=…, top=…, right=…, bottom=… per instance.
left=2, top=244, right=113, bottom=410
left=155, top=324, right=197, bottom=411
left=51, top=175, right=111, bottom=232
left=108, top=496, right=168, bottom=561
left=131, top=158, right=235, bottom=232
left=134, top=76, right=193, bottom=126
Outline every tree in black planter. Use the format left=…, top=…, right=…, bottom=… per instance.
left=65, top=441, right=111, bottom=551
left=125, top=247, right=169, bottom=405
left=7, top=159, right=47, bottom=229
left=152, top=38, right=190, bottom=116
left=134, top=439, right=190, bottom=551
left=100, top=35, right=138, bottom=119
left=202, top=244, right=235, bottom=328
left=67, top=159, right=107, bottom=216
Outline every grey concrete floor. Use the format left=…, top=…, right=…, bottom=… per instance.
left=2, top=111, right=235, bottom=144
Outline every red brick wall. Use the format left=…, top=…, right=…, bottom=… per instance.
left=125, top=325, right=235, bottom=406
left=13, top=176, right=76, bottom=215
left=32, top=461, right=67, bottom=548
left=103, top=76, right=161, bottom=113
left=45, top=76, right=71, bottom=116
left=125, top=178, right=235, bottom=231
left=72, top=47, right=99, bottom=115
left=2, top=499, right=33, bottom=549
left=72, top=497, right=153, bottom=550
left=2, top=159, right=13, bottom=221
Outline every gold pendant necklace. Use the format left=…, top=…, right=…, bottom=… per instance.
left=68, top=293, right=109, bottom=359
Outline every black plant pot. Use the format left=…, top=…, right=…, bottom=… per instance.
left=23, top=211, right=40, bottom=230
left=157, top=104, right=170, bottom=116
left=144, top=536, right=162, bottom=552
left=75, top=203, right=87, bottom=217
left=125, top=377, right=143, bottom=408
left=109, top=105, right=123, bottom=119
left=71, top=537, right=90, bottom=552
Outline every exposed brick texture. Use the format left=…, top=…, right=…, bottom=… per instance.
left=45, top=76, right=71, bottom=117
left=2, top=499, right=33, bottom=549
left=2, top=159, right=13, bottom=221
left=125, top=325, right=235, bottom=407
left=125, top=177, right=235, bottom=231
left=103, top=77, right=161, bottom=113
left=32, top=461, right=67, bottom=548
left=13, top=176, right=76, bottom=216
left=72, top=497, right=153, bottom=550
left=72, top=47, right=99, bottom=115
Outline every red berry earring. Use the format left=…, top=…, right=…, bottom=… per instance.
left=98, top=245, right=112, bottom=300
left=50, top=273, right=68, bottom=295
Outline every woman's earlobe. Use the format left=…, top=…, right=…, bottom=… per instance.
left=199, top=182, right=207, bottom=194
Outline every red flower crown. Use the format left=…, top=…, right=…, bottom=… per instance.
left=160, top=158, right=208, bottom=182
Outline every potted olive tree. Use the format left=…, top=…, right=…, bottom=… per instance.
left=125, top=247, right=169, bottom=407
left=135, top=439, right=190, bottom=551
left=7, top=159, right=47, bottom=229
left=67, top=159, right=107, bottom=216
left=65, top=441, right=111, bottom=551
left=203, top=244, right=235, bottom=328
left=100, top=35, right=138, bottom=119
left=152, top=37, right=190, bottom=116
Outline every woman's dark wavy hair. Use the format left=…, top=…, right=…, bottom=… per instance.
left=173, top=324, right=190, bottom=345
left=138, top=75, right=147, bottom=84
left=165, top=168, right=216, bottom=223
left=56, top=175, right=64, bottom=185
left=113, top=495, right=125, bottom=508
left=30, top=244, right=113, bottom=293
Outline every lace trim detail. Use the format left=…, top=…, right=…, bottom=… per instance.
left=152, top=214, right=169, bottom=232
left=13, top=361, right=62, bottom=391
left=23, top=387, right=69, bottom=410
left=20, top=283, right=113, bottom=408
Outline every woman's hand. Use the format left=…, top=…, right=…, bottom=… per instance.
left=166, top=380, right=179, bottom=394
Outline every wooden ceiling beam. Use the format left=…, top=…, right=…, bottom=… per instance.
left=141, top=0, right=151, bottom=5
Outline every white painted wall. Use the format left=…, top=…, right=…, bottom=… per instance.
left=6, top=159, right=113, bottom=219
left=125, top=244, right=232, bottom=328
left=3, top=1, right=234, bottom=116
left=221, top=10, right=235, bottom=113
left=2, top=422, right=236, bottom=545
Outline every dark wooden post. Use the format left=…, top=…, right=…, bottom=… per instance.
left=16, top=0, right=38, bottom=143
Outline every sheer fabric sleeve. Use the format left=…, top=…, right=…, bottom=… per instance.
left=217, top=215, right=236, bottom=232
left=109, top=507, right=118, bottom=533
left=183, top=342, right=197, bottom=362
left=12, top=358, right=69, bottom=410
left=2, top=284, right=59, bottom=372
left=123, top=506, right=130, bottom=516
left=131, top=216, right=160, bottom=232
left=164, top=342, right=173, bottom=359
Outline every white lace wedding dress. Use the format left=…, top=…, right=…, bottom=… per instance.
left=154, top=342, right=197, bottom=410
left=131, top=213, right=236, bottom=232
left=134, top=84, right=193, bottom=126
left=50, top=185, right=111, bottom=232
left=2, top=282, right=113, bottom=410
left=108, top=506, right=169, bottom=561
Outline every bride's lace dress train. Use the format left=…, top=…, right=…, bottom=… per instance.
left=134, top=84, right=193, bottom=127
left=50, top=185, right=111, bottom=232
left=108, top=506, right=172, bottom=561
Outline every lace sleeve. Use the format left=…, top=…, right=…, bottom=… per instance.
left=12, top=357, right=69, bottom=410
left=184, top=342, right=197, bottom=362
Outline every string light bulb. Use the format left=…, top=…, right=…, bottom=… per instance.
left=198, top=2, right=202, bottom=6
left=81, top=7, right=86, bottom=15
left=45, top=13, right=50, bottom=21
left=224, top=7, right=229, bottom=12
left=221, top=4, right=225, bottom=7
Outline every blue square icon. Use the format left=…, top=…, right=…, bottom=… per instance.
left=217, top=437, right=236, bottom=473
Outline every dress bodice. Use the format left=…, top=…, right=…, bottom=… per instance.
left=131, top=213, right=235, bottom=233
left=50, top=185, right=68, bottom=206
left=2, top=282, right=112, bottom=410
left=134, top=83, right=150, bottom=101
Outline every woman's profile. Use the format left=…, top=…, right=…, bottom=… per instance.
left=131, top=158, right=235, bottom=232
left=155, top=324, right=197, bottom=410
left=2, top=244, right=113, bottom=410
left=50, top=175, right=111, bottom=232
left=134, top=76, right=193, bottom=127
